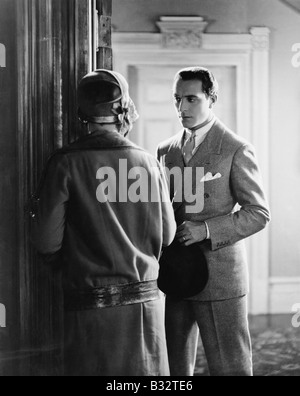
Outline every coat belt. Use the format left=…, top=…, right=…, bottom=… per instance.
left=64, top=280, right=160, bottom=311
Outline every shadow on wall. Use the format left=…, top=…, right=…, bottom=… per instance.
left=280, top=0, right=300, bottom=13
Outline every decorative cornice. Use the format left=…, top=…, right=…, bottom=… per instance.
left=250, top=27, right=270, bottom=52
left=156, top=16, right=209, bottom=49
left=113, top=26, right=270, bottom=54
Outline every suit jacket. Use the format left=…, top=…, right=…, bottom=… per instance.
left=157, top=118, right=271, bottom=301
left=31, top=130, right=176, bottom=292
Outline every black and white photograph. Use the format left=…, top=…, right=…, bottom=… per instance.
left=0, top=0, right=300, bottom=378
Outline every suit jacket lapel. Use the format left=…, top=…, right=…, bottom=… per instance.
left=163, top=120, right=226, bottom=214
left=163, top=132, right=185, bottom=212
left=164, top=131, right=185, bottom=168
left=189, top=119, right=225, bottom=168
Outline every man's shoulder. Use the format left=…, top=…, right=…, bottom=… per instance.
left=215, top=119, right=253, bottom=153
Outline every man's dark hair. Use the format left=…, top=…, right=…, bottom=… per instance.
left=175, top=67, right=219, bottom=105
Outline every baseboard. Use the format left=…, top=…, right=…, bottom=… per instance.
left=269, top=277, right=300, bottom=314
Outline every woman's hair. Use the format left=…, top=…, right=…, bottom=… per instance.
left=175, top=67, right=219, bottom=105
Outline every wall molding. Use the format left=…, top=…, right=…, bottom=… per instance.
left=156, top=16, right=209, bottom=49
left=113, top=26, right=271, bottom=315
left=269, top=277, right=300, bottom=314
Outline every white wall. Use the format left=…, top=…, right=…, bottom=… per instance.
left=112, top=0, right=300, bottom=287
left=246, top=0, right=300, bottom=280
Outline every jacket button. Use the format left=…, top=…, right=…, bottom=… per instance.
left=204, top=193, right=210, bottom=199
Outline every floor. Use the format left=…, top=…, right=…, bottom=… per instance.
left=195, top=315, right=300, bottom=376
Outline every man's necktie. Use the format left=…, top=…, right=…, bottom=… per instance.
left=182, top=133, right=196, bottom=164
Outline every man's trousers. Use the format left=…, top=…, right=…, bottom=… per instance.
left=165, top=296, right=253, bottom=376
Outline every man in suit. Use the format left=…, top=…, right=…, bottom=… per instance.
left=157, top=67, right=271, bottom=376
left=31, top=69, right=176, bottom=376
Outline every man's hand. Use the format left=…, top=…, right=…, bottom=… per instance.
left=176, top=221, right=207, bottom=246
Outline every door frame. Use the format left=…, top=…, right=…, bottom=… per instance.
left=113, top=27, right=271, bottom=315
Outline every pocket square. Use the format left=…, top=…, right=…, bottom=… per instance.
left=201, top=172, right=222, bottom=182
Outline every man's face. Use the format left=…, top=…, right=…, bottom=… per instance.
left=173, top=79, right=212, bottom=130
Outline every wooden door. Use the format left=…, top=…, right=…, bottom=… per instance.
left=0, top=0, right=19, bottom=376
left=15, top=0, right=112, bottom=376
